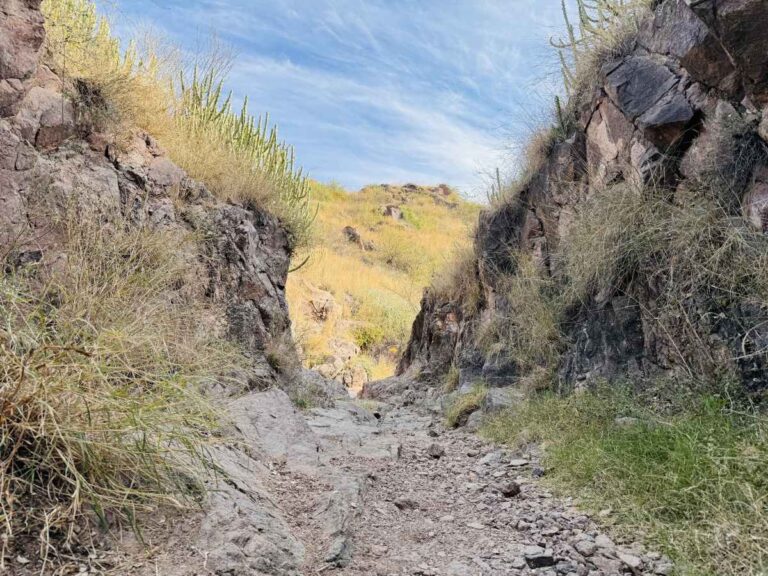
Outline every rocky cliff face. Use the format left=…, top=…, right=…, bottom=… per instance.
left=398, top=0, right=768, bottom=399
left=0, top=0, right=298, bottom=389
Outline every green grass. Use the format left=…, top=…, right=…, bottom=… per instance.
left=445, top=384, right=488, bottom=428
left=482, top=387, right=768, bottom=575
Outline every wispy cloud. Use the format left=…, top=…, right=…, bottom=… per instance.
left=99, top=0, right=570, bottom=199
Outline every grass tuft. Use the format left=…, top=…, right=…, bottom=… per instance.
left=41, top=0, right=313, bottom=248
left=445, top=384, right=488, bottom=428
left=0, top=214, right=242, bottom=554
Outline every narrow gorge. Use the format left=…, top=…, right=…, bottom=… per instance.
left=0, top=1, right=766, bottom=576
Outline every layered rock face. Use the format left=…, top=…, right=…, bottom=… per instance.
left=0, top=2, right=297, bottom=387
left=399, top=0, right=768, bottom=396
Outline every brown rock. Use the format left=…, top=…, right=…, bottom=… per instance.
left=0, top=0, right=45, bottom=114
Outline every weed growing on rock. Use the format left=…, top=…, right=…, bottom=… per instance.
left=477, top=252, right=563, bottom=374
left=0, top=216, right=242, bottom=554
left=445, top=384, right=488, bottom=428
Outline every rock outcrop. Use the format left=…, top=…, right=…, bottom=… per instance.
left=398, top=0, right=768, bottom=401
left=0, top=4, right=321, bottom=573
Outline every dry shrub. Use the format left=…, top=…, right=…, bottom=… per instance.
left=0, top=214, right=242, bottom=555
left=477, top=252, right=563, bottom=373
left=430, top=244, right=482, bottom=315
left=559, top=114, right=768, bottom=376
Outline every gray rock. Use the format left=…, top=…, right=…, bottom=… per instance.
left=524, top=546, right=556, bottom=569
left=427, top=443, right=445, bottom=459
left=497, top=480, right=521, bottom=498
left=574, top=539, right=597, bottom=557
left=595, top=534, right=615, bottom=549
left=618, top=552, right=644, bottom=572
left=393, top=497, right=419, bottom=511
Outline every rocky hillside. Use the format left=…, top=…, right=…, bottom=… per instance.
left=288, top=182, right=479, bottom=392
left=398, top=0, right=768, bottom=400
left=0, top=1, right=347, bottom=572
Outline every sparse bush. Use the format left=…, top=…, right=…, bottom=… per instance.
left=430, top=244, right=482, bottom=315
left=478, top=252, right=563, bottom=373
left=445, top=384, right=487, bottom=428
left=558, top=163, right=768, bottom=377
left=482, top=385, right=768, bottom=576
left=443, top=365, right=461, bottom=393
left=0, top=215, right=242, bottom=551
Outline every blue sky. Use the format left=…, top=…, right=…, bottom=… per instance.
left=99, top=1, right=570, bottom=198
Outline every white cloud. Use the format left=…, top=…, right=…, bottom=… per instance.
left=100, top=0, right=572, bottom=199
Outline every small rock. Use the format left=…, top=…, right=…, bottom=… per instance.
left=618, top=552, right=643, bottom=572
left=427, top=428, right=439, bottom=438
left=524, top=546, right=556, bottom=569
left=466, top=521, right=485, bottom=530
left=16, top=556, right=30, bottom=565
left=427, top=443, right=445, bottom=459
left=654, top=559, right=674, bottom=575
left=595, top=534, right=615, bottom=549
left=509, top=458, right=530, bottom=467
left=532, top=466, right=546, bottom=478
left=498, top=480, right=521, bottom=498
left=574, top=540, right=597, bottom=557
left=478, top=451, right=502, bottom=466
left=393, top=497, right=419, bottom=511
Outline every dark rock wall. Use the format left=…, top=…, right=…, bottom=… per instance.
left=399, top=0, right=768, bottom=394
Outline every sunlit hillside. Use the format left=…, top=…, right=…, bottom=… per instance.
left=288, top=182, right=480, bottom=388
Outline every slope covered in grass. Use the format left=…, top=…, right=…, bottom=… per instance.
left=288, top=182, right=480, bottom=385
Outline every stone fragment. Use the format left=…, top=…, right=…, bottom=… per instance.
left=497, top=480, right=521, bottom=498
left=427, top=443, right=445, bottom=459
left=595, top=534, right=615, bottom=549
left=618, top=552, right=644, bottom=572
left=524, top=546, right=556, bottom=569
left=393, top=497, right=419, bottom=511
left=574, top=539, right=597, bottom=557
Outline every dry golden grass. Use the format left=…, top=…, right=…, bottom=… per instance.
left=288, top=182, right=480, bottom=380
left=0, top=213, right=243, bottom=556
left=41, top=0, right=313, bottom=247
left=477, top=251, right=563, bottom=373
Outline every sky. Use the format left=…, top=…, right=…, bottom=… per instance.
left=98, top=1, right=571, bottom=199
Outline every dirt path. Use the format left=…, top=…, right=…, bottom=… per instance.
left=268, top=399, right=673, bottom=576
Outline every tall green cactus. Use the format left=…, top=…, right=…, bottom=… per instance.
left=175, top=66, right=313, bottom=247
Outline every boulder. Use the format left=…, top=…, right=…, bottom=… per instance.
left=380, top=204, right=403, bottom=220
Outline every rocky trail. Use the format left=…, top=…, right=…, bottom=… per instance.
left=151, top=383, right=672, bottom=576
